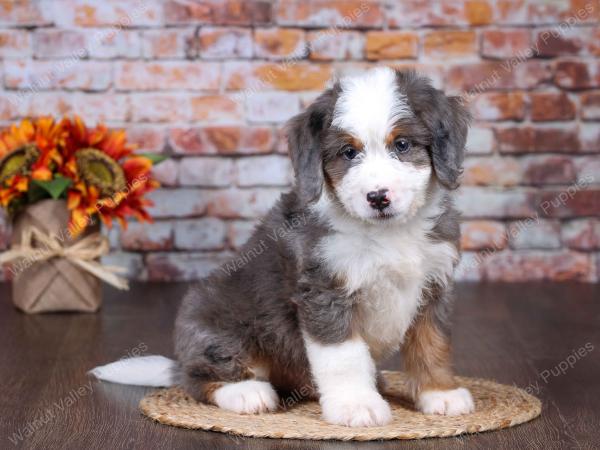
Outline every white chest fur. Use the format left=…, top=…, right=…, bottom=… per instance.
left=315, top=215, right=458, bottom=360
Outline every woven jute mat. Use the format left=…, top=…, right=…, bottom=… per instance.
left=140, top=371, right=541, bottom=441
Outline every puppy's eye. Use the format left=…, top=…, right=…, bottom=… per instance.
left=394, top=138, right=411, bottom=154
left=341, top=146, right=358, bottom=160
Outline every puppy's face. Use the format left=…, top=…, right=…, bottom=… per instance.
left=323, top=69, right=433, bottom=223
left=288, top=68, right=470, bottom=224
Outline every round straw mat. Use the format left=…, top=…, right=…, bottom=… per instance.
left=140, top=371, right=541, bottom=441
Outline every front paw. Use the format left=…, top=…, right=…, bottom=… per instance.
left=417, top=387, right=475, bottom=416
left=321, top=390, right=392, bottom=427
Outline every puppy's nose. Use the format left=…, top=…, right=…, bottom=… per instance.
left=366, top=189, right=390, bottom=211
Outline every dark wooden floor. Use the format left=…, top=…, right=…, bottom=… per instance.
left=0, top=282, right=598, bottom=450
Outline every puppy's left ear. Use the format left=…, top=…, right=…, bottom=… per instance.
left=422, top=92, right=471, bottom=190
left=287, top=87, right=336, bottom=204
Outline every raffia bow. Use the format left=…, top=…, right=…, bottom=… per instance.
left=0, top=227, right=129, bottom=290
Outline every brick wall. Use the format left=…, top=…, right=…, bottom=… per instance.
left=0, top=0, right=599, bottom=282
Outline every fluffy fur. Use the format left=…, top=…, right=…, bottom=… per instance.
left=93, top=68, right=473, bottom=427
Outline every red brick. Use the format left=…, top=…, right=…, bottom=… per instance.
left=495, top=0, right=528, bottom=24
left=165, top=0, right=272, bottom=25
left=589, top=28, right=600, bottom=56
left=146, top=252, right=230, bottom=281
left=534, top=28, right=585, bottom=57
left=481, top=29, right=531, bottom=59
left=27, top=93, right=75, bottom=117
left=169, top=126, right=275, bottom=155
left=115, top=61, right=220, bottom=91
left=423, top=31, right=477, bottom=58
left=460, top=220, right=507, bottom=251
left=483, top=251, right=593, bottom=281
left=386, top=0, right=465, bottom=27
left=254, top=28, right=306, bottom=60
left=53, top=0, right=163, bottom=27
left=563, top=219, right=600, bottom=250
left=365, top=31, right=418, bottom=60
left=0, top=0, right=49, bottom=26
left=276, top=1, right=383, bottom=28
left=464, top=0, right=493, bottom=25
left=581, top=90, right=600, bottom=120
left=246, top=92, right=300, bottom=123
left=456, top=187, right=536, bottom=219
left=151, top=158, right=179, bottom=187
left=87, top=29, right=141, bottom=59
left=126, top=126, right=167, bottom=153
left=174, top=218, right=227, bottom=250
left=471, top=92, right=526, bottom=121
left=142, top=29, right=191, bottom=59
left=190, top=95, right=243, bottom=122
left=0, top=30, right=32, bottom=58
left=206, top=188, right=284, bottom=219
left=236, top=155, right=292, bottom=187
left=462, top=157, right=521, bottom=186
left=530, top=92, right=576, bottom=121
left=446, top=61, right=551, bottom=92
left=554, top=60, right=600, bottom=89
left=4, top=60, right=112, bottom=91
left=508, top=219, right=561, bottom=249
left=178, top=157, right=234, bottom=187
left=121, top=222, right=174, bottom=251
left=308, top=30, right=363, bottom=60
left=101, top=252, right=144, bottom=280
left=73, top=93, right=130, bottom=123
left=193, top=27, right=253, bottom=59
left=528, top=0, right=600, bottom=24
left=521, top=155, right=577, bottom=185
left=147, top=189, right=210, bottom=218
left=0, top=94, right=25, bottom=120
left=33, top=29, right=86, bottom=58
left=224, top=62, right=332, bottom=91
left=496, top=126, right=580, bottom=154
left=537, top=189, right=600, bottom=218
left=130, top=94, right=190, bottom=123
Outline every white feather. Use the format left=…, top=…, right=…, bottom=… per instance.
left=89, top=355, right=175, bottom=387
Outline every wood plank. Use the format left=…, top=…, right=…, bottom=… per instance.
left=0, top=282, right=598, bottom=449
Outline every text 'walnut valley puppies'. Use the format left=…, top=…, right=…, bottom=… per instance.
left=92, top=67, right=474, bottom=427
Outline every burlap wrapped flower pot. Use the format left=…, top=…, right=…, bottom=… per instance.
left=5, top=199, right=105, bottom=313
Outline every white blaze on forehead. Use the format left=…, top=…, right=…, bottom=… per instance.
left=332, top=67, right=411, bottom=144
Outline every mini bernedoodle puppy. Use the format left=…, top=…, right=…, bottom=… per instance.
left=93, top=67, right=474, bottom=427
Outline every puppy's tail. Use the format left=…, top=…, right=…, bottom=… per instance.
left=89, top=355, right=176, bottom=387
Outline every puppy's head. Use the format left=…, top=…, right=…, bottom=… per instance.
left=287, top=67, right=470, bottom=224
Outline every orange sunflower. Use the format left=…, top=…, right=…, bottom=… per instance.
left=0, top=117, right=65, bottom=211
left=0, top=116, right=161, bottom=238
left=60, top=117, right=159, bottom=236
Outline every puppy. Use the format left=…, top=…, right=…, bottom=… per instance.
left=172, top=67, right=474, bottom=427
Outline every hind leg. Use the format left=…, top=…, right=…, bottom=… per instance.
left=175, top=326, right=279, bottom=414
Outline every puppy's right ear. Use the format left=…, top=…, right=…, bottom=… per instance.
left=287, top=88, right=337, bottom=205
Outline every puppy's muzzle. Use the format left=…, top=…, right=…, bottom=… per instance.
left=366, top=189, right=390, bottom=211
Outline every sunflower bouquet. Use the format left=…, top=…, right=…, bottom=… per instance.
left=0, top=117, right=164, bottom=313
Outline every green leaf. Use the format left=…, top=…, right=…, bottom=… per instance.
left=31, top=176, right=72, bottom=200
left=27, top=182, right=50, bottom=204
left=139, top=153, right=168, bottom=165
